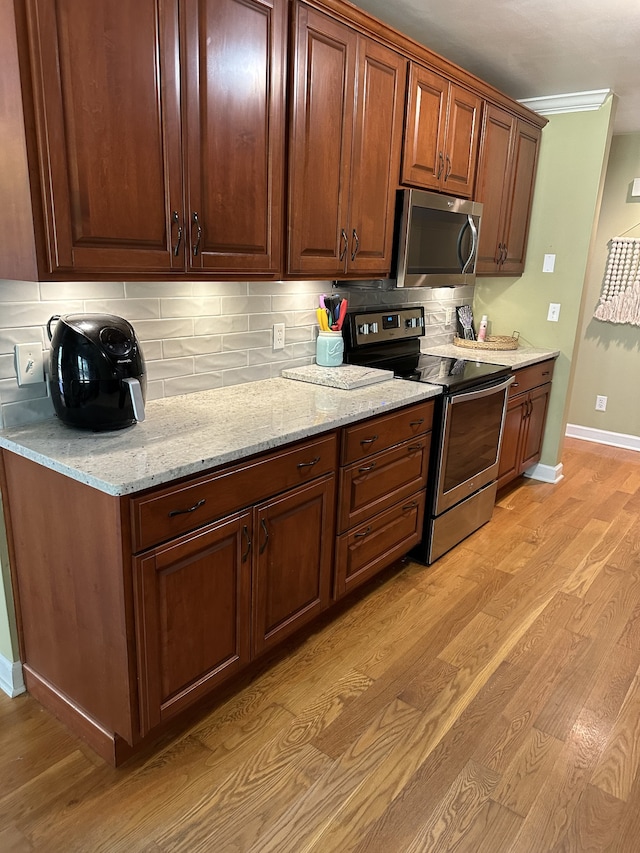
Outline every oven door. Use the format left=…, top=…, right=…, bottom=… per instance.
left=432, top=375, right=513, bottom=515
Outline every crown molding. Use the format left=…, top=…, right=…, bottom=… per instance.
left=519, top=89, right=612, bottom=115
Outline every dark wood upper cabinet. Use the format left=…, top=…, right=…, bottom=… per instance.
left=8, top=0, right=285, bottom=279
left=182, top=0, right=285, bottom=275
left=401, top=64, right=481, bottom=199
left=475, top=103, right=542, bottom=276
left=24, top=0, right=184, bottom=275
left=287, top=3, right=406, bottom=278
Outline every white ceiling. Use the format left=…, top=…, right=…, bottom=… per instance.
left=349, top=0, right=640, bottom=134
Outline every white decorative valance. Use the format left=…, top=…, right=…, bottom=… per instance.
left=594, top=236, right=640, bottom=326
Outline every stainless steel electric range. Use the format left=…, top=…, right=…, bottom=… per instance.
left=342, top=306, right=513, bottom=564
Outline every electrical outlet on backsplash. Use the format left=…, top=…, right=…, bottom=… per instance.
left=0, top=279, right=472, bottom=429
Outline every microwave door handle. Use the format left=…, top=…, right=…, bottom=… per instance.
left=456, top=219, right=469, bottom=270
left=461, top=214, right=478, bottom=274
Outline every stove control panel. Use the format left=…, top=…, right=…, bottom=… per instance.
left=347, top=306, right=424, bottom=348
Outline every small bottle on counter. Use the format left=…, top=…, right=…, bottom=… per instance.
left=477, top=315, right=488, bottom=342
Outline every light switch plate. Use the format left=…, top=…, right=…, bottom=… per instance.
left=14, top=343, right=45, bottom=386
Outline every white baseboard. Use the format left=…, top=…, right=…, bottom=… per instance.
left=565, top=424, right=640, bottom=452
left=0, top=653, right=25, bottom=698
left=523, top=462, right=564, bottom=484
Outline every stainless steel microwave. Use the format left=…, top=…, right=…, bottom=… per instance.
left=394, top=189, right=483, bottom=288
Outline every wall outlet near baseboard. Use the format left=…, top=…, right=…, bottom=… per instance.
left=595, top=395, right=607, bottom=412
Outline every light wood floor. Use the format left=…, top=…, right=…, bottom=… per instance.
left=3, top=437, right=640, bottom=852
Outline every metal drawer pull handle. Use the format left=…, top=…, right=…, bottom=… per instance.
left=542, top=371, right=550, bottom=376
left=297, top=456, right=320, bottom=469
left=360, top=435, right=378, bottom=446
left=242, top=525, right=251, bottom=562
left=351, top=228, right=360, bottom=262
left=259, top=518, right=269, bottom=554
left=340, top=228, right=348, bottom=262
left=358, top=462, right=377, bottom=472
left=192, top=211, right=202, bottom=256
left=171, top=210, right=183, bottom=257
left=410, top=418, right=424, bottom=427
left=512, top=382, right=519, bottom=388
left=402, top=501, right=418, bottom=511
left=354, top=526, right=371, bottom=539
left=168, top=498, right=206, bottom=517
left=408, top=444, right=422, bottom=452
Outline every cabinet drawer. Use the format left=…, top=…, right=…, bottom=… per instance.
left=341, top=400, right=434, bottom=464
left=337, top=433, right=430, bottom=533
left=509, top=359, right=555, bottom=398
left=334, top=491, right=425, bottom=598
left=130, top=433, right=338, bottom=552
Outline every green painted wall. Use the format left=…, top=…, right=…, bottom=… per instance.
left=567, top=132, right=640, bottom=436
left=473, top=97, right=616, bottom=468
left=0, top=497, right=18, bottom=663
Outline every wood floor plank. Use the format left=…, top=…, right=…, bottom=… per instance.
left=590, top=671, right=640, bottom=801
left=551, top=784, right=625, bottom=853
left=404, top=759, right=501, bottom=853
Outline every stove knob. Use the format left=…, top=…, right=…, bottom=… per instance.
left=370, top=322, right=379, bottom=333
left=358, top=323, right=370, bottom=335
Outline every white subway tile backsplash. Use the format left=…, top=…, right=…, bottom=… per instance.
left=220, top=295, right=271, bottom=315
left=162, top=336, right=222, bottom=358
left=126, top=281, right=194, bottom=298
left=249, top=311, right=296, bottom=331
left=161, top=297, right=222, bottom=318
left=194, top=315, right=248, bottom=335
left=83, top=298, right=160, bottom=320
left=221, top=364, right=271, bottom=386
left=40, top=281, right=125, bottom=301
left=134, top=318, right=193, bottom=340
left=195, top=351, right=248, bottom=372
left=0, top=277, right=464, bottom=429
left=146, top=357, right=194, bottom=381
left=222, top=330, right=271, bottom=351
left=163, top=372, right=223, bottom=397
left=0, top=280, right=41, bottom=301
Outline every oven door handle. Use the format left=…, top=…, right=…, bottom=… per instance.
left=449, top=374, right=514, bottom=404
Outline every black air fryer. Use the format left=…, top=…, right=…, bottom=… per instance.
left=47, top=314, right=146, bottom=431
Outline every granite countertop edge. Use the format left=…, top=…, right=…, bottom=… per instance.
left=421, top=344, right=560, bottom=369
left=0, top=377, right=441, bottom=497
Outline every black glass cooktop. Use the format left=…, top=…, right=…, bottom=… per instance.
left=407, top=354, right=512, bottom=391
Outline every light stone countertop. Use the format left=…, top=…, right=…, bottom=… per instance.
left=422, top=343, right=560, bottom=369
left=0, top=377, right=440, bottom=497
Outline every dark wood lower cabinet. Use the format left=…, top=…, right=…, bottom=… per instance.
left=134, top=511, right=252, bottom=736
left=252, top=475, right=335, bottom=655
left=1, top=400, right=435, bottom=765
left=497, top=360, right=554, bottom=489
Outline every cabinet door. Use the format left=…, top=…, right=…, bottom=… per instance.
left=500, top=120, right=541, bottom=275
left=183, top=0, right=285, bottom=275
left=134, top=511, right=252, bottom=736
left=347, top=37, right=406, bottom=274
left=288, top=5, right=356, bottom=276
left=401, top=64, right=447, bottom=190
left=497, top=393, right=527, bottom=489
left=442, top=84, right=482, bottom=198
left=474, top=104, right=514, bottom=274
left=26, top=0, right=183, bottom=274
left=253, top=476, right=335, bottom=656
left=520, top=384, right=551, bottom=471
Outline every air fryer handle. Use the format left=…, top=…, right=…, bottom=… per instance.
left=123, top=377, right=145, bottom=423
left=46, top=315, right=61, bottom=341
